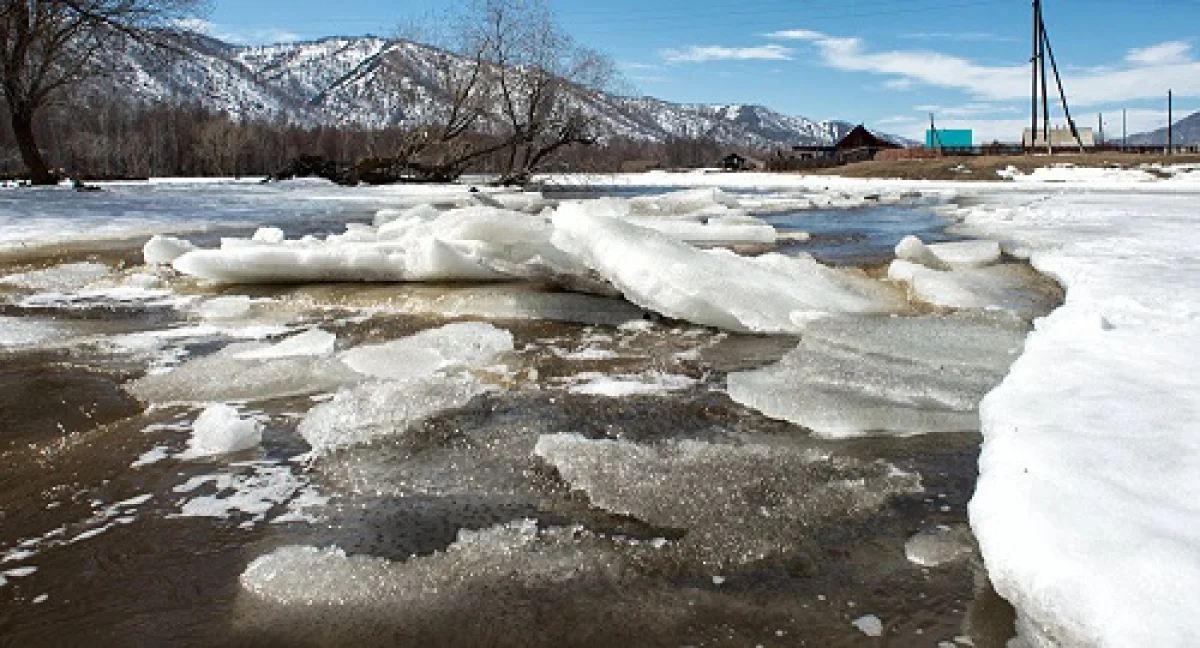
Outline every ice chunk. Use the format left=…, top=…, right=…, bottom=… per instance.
left=252, top=227, right=285, bottom=244
left=926, top=240, right=1002, bottom=269
left=129, top=340, right=359, bottom=404
left=236, top=328, right=337, bottom=359
left=889, top=261, right=1061, bottom=319
left=534, top=434, right=921, bottom=566
left=563, top=372, right=697, bottom=397
left=238, top=521, right=621, bottom=631
left=905, top=525, right=975, bottom=567
left=852, top=615, right=884, bottom=637
left=196, top=295, right=253, bottom=320
left=727, top=314, right=1025, bottom=438
left=340, top=322, right=512, bottom=381
left=298, top=375, right=488, bottom=453
left=184, top=403, right=262, bottom=457
left=551, top=205, right=904, bottom=333
left=0, top=262, right=112, bottom=292
left=143, top=235, right=196, bottom=265
left=895, top=235, right=951, bottom=270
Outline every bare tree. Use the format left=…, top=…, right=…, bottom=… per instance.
left=377, top=0, right=617, bottom=184
left=0, top=0, right=208, bottom=184
left=472, top=0, right=615, bottom=184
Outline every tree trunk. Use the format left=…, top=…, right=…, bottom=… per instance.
left=11, top=109, right=54, bottom=185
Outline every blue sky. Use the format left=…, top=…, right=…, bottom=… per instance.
left=203, top=0, right=1200, bottom=142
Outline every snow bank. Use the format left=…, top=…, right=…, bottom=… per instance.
left=551, top=205, right=904, bottom=332
left=728, top=313, right=1025, bottom=437
left=961, top=192, right=1200, bottom=647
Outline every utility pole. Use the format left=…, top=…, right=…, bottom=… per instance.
left=1122, top=109, right=1127, bottom=150
left=1030, top=0, right=1084, bottom=153
left=929, top=113, right=944, bottom=153
left=1168, top=90, right=1174, bottom=155
left=1098, top=113, right=1104, bottom=147
left=1031, top=0, right=1040, bottom=151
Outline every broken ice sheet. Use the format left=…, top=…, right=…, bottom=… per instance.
left=534, top=433, right=921, bottom=567
left=728, top=313, right=1026, bottom=438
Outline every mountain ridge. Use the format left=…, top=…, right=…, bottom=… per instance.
left=112, top=33, right=891, bottom=150
left=1127, top=111, right=1200, bottom=146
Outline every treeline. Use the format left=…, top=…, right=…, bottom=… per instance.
left=0, top=97, right=735, bottom=181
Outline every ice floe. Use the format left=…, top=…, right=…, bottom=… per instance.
left=534, top=433, right=921, bottom=566
left=728, top=313, right=1026, bottom=438
left=339, top=322, right=513, bottom=380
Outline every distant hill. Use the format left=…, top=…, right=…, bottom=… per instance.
left=1126, top=110, right=1200, bottom=146
left=106, top=34, right=905, bottom=150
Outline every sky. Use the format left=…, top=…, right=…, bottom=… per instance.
left=202, top=0, right=1200, bottom=143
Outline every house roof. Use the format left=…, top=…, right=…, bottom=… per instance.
left=835, top=125, right=900, bottom=150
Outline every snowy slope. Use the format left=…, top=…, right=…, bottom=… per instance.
left=110, top=33, right=865, bottom=148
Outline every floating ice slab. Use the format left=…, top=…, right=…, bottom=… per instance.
left=551, top=206, right=903, bottom=333
left=340, top=322, right=513, bottom=381
left=196, top=295, right=253, bottom=320
left=727, top=314, right=1025, bottom=438
left=534, top=433, right=920, bottom=566
left=0, top=262, right=112, bottom=292
left=298, top=375, right=488, bottom=453
left=129, top=338, right=359, bottom=404
left=184, top=404, right=262, bottom=457
left=236, top=328, right=337, bottom=359
left=563, top=372, right=698, bottom=397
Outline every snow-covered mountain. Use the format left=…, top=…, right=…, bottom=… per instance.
left=114, top=34, right=868, bottom=149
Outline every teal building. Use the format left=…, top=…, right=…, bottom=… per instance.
left=925, top=129, right=973, bottom=149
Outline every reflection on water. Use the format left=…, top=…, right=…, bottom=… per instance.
left=768, top=205, right=965, bottom=267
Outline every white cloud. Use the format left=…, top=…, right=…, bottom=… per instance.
left=768, top=29, right=1200, bottom=105
left=172, top=18, right=300, bottom=45
left=662, top=44, right=793, bottom=63
left=1126, top=41, right=1192, bottom=66
left=765, top=29, right=828, bottom=42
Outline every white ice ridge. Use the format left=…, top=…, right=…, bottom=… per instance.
left=551, top=205, right=904, bottom=333
left=962, top=192, right=1200, bottom=647
left=727, top=313, right=1026, bottom=438
left=560, top=188, right=778, bottom=245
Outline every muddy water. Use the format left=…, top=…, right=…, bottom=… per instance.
left=0, top=208, right=1033, bottom=648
